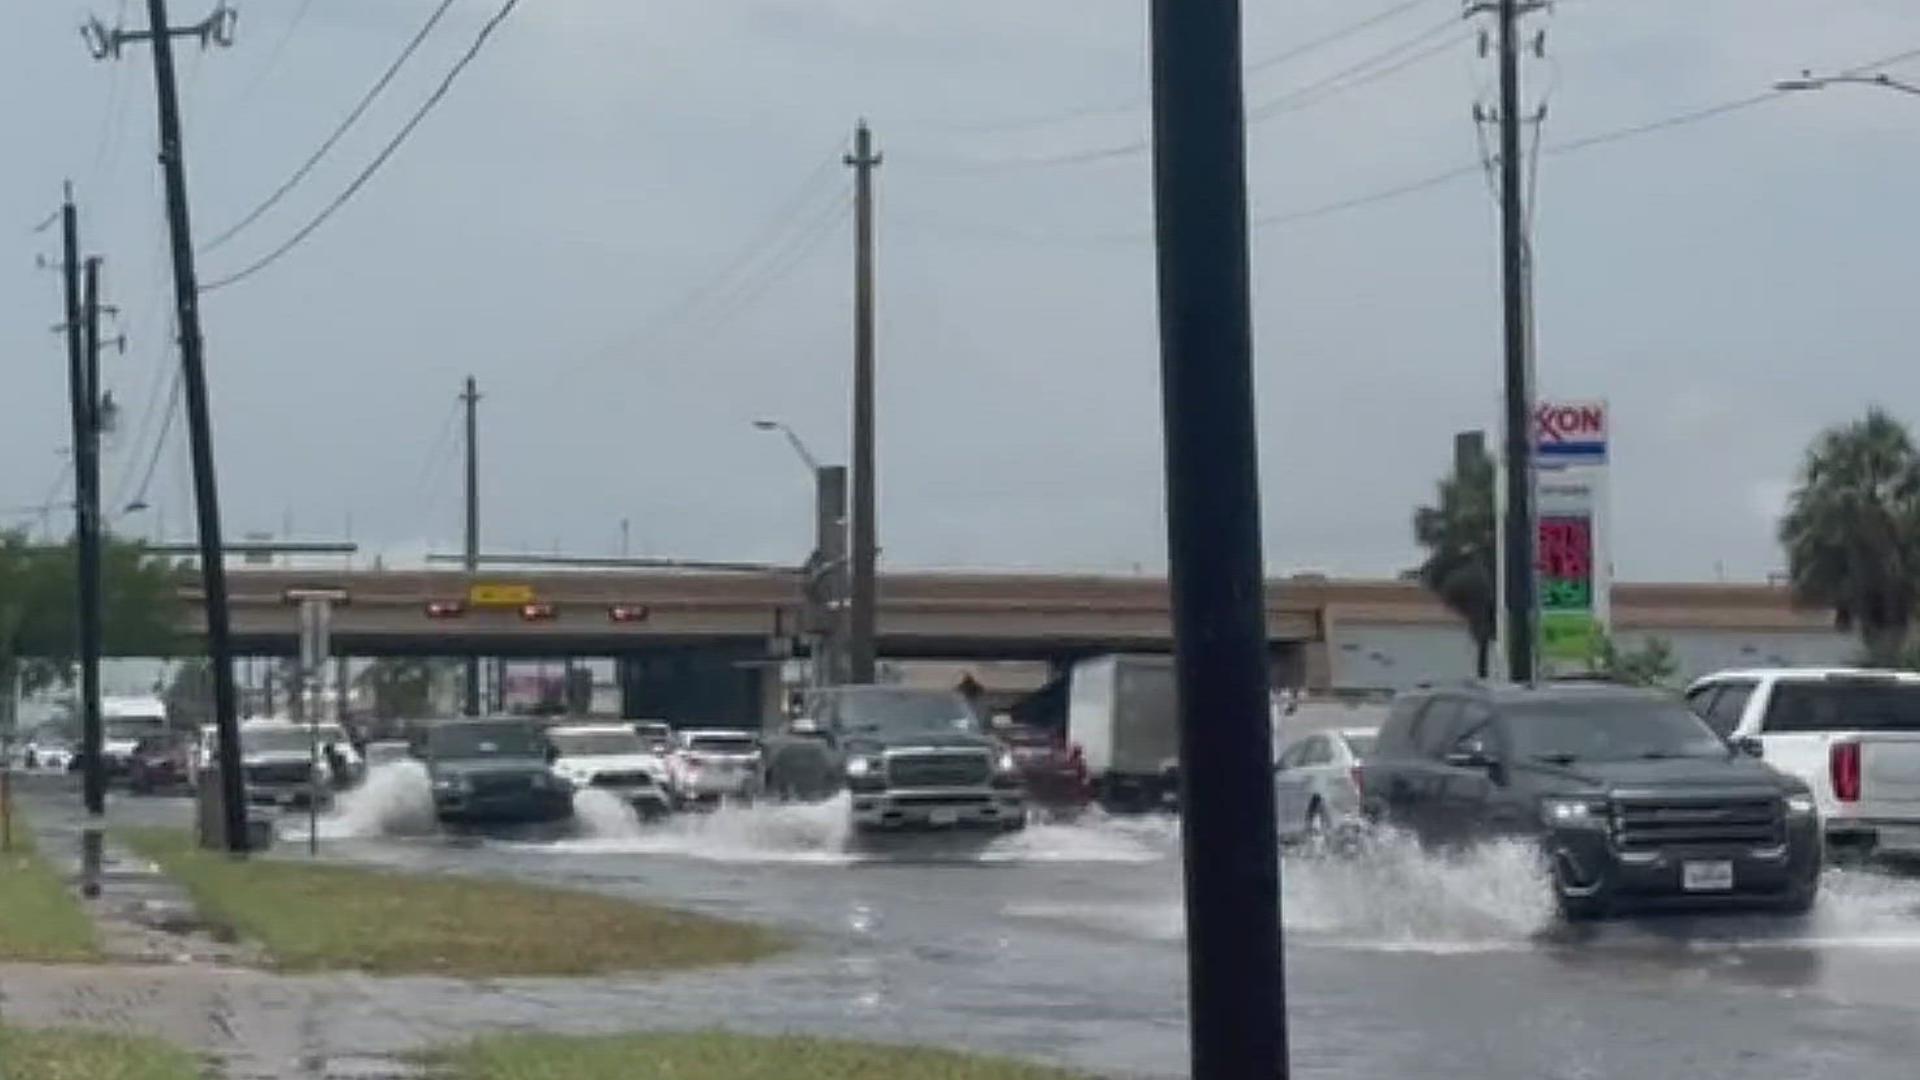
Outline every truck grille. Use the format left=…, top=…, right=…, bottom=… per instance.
left=1612, top=796, right=1783, bottom=850
left=471, top=773, right=534, bottom=797
left=887, top=752, right=991, bottom=788
left=591, top=771, right=655, bottom=789
left=245, top=762, right=310, bottom=785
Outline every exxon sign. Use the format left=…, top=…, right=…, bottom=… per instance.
left=1533, top=399, right=1607, bottom=464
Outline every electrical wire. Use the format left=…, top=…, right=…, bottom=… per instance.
left=202, top=0, right=462, bottom=253
left=662, top=195, right=854, bottom=350
left=234, top=0, right=321, bottom=103
left=1248, top=16, right=1465, bottom=122
left=941, top=0, right=1442, bottom=135
left=201, top=0, right=523, bottom=292
left=122, top=367, right=181, bottom=518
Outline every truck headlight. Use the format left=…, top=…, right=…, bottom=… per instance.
left=994, top=750, right=1018, bottom=775
left=431, top=775, right=467, bottom=794
left=1786, top=792, right=1817, bottom=817
left=1541, top=797, right=1607, bottom=829
left=846, top=756, right=878, bottom=779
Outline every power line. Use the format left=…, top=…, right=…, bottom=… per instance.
left=1248, top=15, right=1465, bottom=122
left=122, top=369, right=181, bottom=517
left=664, top=194, right=855, bottom=349
left=234, top=0, right=321, bottom=102
left=201, top=0, right=523, bottom=292
left=202, top=0, right=462, bottom=253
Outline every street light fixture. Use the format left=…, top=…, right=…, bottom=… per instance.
left=1776, top=69, right=1920, bottom=96
left=751, top=419, right=821, bottom=473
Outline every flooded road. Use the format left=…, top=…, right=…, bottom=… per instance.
left=15, top=768, right=1920, bottom=1077
left=286, top=769, right=1920, bottom=1077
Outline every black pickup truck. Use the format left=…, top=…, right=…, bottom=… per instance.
left=762, top=686, right=1026, bottom=833
left=1361, top=682, right=1822, bottom=918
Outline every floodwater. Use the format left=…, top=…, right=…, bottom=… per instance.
left=13, top=766, right=1920, bottom=1077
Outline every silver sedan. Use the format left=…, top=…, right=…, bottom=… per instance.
left=1273, top=727, right=1376, bottom=850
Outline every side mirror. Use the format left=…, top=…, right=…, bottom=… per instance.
left=1735, top=736, right=1764, bottom=758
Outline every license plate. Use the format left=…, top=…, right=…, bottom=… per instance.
left=1682, top=860, right=1735, bottom=892
left=928, top=808, right=960, bottom=826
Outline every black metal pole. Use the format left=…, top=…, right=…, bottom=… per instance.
left=144, top=0, right=247, bottom=853
left=462, top=376, right=481, bottom=715
left=846, top=122, right=880, bottom=684
left=1498, top=0, right=1536, bottom=684
left=79, top=257, right=107, bottom=821
left=1148, top=0, right=1287, bottom=1076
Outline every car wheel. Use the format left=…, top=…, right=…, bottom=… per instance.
left=1777, top=882, right=1818, bottom=916
left=1301, top=802, right=1333, bottom=857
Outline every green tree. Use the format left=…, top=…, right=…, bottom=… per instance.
left=0, top=530, right=182, bottom=733
left=1592, top=633, right=1679, bottom=688
left=1779, top=408, right=1920, bottom=665
left=162, top=659, right=214, bottom=729
left=1413, top=447, right=1497, bottom=677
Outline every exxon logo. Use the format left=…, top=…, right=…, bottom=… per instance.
left=1534, top=400, right=1606, bottom=462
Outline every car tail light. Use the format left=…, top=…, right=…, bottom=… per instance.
left=1350, top=765, right=1366, bottom=796
left=609, top=604, right=649, bottom=623
left=425, top=600, right=465, bottom=618
left=519, top=602, right=557, bottom=621
left=1831, top=741, right=1862, bottom=803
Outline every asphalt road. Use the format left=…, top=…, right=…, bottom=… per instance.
left=23, top=767, right=1920, bottom=1078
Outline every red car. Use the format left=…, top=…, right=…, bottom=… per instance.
left=127, top=732, right=194, bottom=794
left=995, top=724, right=1090, bottom=815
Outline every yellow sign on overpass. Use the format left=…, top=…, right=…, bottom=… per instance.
left=468, top=583, right=536, bottom=607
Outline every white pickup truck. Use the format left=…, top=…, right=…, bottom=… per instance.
left=1687, top=668, right=1920, bottom=858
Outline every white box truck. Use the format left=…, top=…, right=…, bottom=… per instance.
left=1068, top=655, right=1180, bottom=812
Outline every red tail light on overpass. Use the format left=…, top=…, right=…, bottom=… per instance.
left=609, top=604, right=650, bottom=623
left=425, top=600, right=466, bottom=618
left=520, top=602, right=558, bottom=621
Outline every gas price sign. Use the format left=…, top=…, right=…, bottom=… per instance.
left=1537, top=514, right=1598, bottom=662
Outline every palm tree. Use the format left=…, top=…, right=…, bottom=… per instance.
left=1413, top=448, right=1497, bottom=677
left=1779, top=408, right=1920, bottom=664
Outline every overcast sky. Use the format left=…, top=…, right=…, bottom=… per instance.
left=3, top=0, right=1918, bottom=583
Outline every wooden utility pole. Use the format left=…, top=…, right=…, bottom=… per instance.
left=60, top=193, right=108, bottom=829
left=845, top=121, right=881, bottom=684
left=1496, top=0, right=1537, bottom=684
left=462, top=376, right=481, bottom=715
left=1148, top=0, right=1288, bottom=1076
left=86, top=0, right=248, bottom=852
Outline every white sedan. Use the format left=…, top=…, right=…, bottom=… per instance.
left=1273, top=727, right=1376, bottom=850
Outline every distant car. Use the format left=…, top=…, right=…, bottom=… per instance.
left=547, top=724, right=671, bottom=819
left=666, top=729, right=763, bottom=807
left=630, top=720, right=675, bottom=754
left=23, top=736, right=73, bottom=773
left=128, top=732, right=195, bottom=795
left=416, top=717, right=576, bottom=825
left=1273, top=727, right=1376, bottom=850
left=994, top=724, right=1090, bottom=813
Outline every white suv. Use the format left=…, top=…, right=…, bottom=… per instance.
left=1686, top=668, right=1920, bottom=858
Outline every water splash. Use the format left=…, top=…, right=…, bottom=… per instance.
left=284, top=761, right=438, bottom=841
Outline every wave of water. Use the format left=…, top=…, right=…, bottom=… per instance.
left=279, top=761, right=439, bottom=842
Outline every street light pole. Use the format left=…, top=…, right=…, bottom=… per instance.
left=753, top=421, right=847, bottom=689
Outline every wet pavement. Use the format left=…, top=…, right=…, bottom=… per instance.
left=11, top=767, right=1920, bottom=1077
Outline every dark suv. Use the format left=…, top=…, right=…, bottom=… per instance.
left=1361, top=682, right=1822, bottom=918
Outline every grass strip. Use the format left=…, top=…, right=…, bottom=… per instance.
left=422, top=1032, right=1093, bottom=1080
left=120, top=828, right=783, bottom=977
left=0, top=804, right=99, bottom=963
left=0, top=1026, right=202, bottom=1080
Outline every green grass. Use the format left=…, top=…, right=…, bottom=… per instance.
left=119, top=828, right=784, bottom=977
left=422, top=1032, right=1093, bottom=1080
left=0, top=805, right=99, bottom=963
left=0, top=1026, right=203, bottom=1080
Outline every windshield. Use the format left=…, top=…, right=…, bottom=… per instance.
left=1343, top=734, right=1378, bottom=758
left=835, top=691, right=980, bottom=735
left=427, top=723, right=546, bottom=759
left=105, top=718, right=166, bottom=740
left=1765, top=681, right=1920, bottom=732
left=243, top=728, right=320, bottom=754
left=1506, top=699, right=1728, bottom=762
left=551, top=731, right=646, bottom=756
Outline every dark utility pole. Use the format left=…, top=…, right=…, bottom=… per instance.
left=814, top=464, right=849, bottom=687
left=845, top=121, right=881, bottom=685
left=60, top=193, right=107, bottom=824
left=88, top=0, right=247, bottom=852
left=1148, top=1, right=1287, bottom=1077
left=462, top=376, right=481, bottom=716
left=1496, top=0, right=1537, bottom=684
